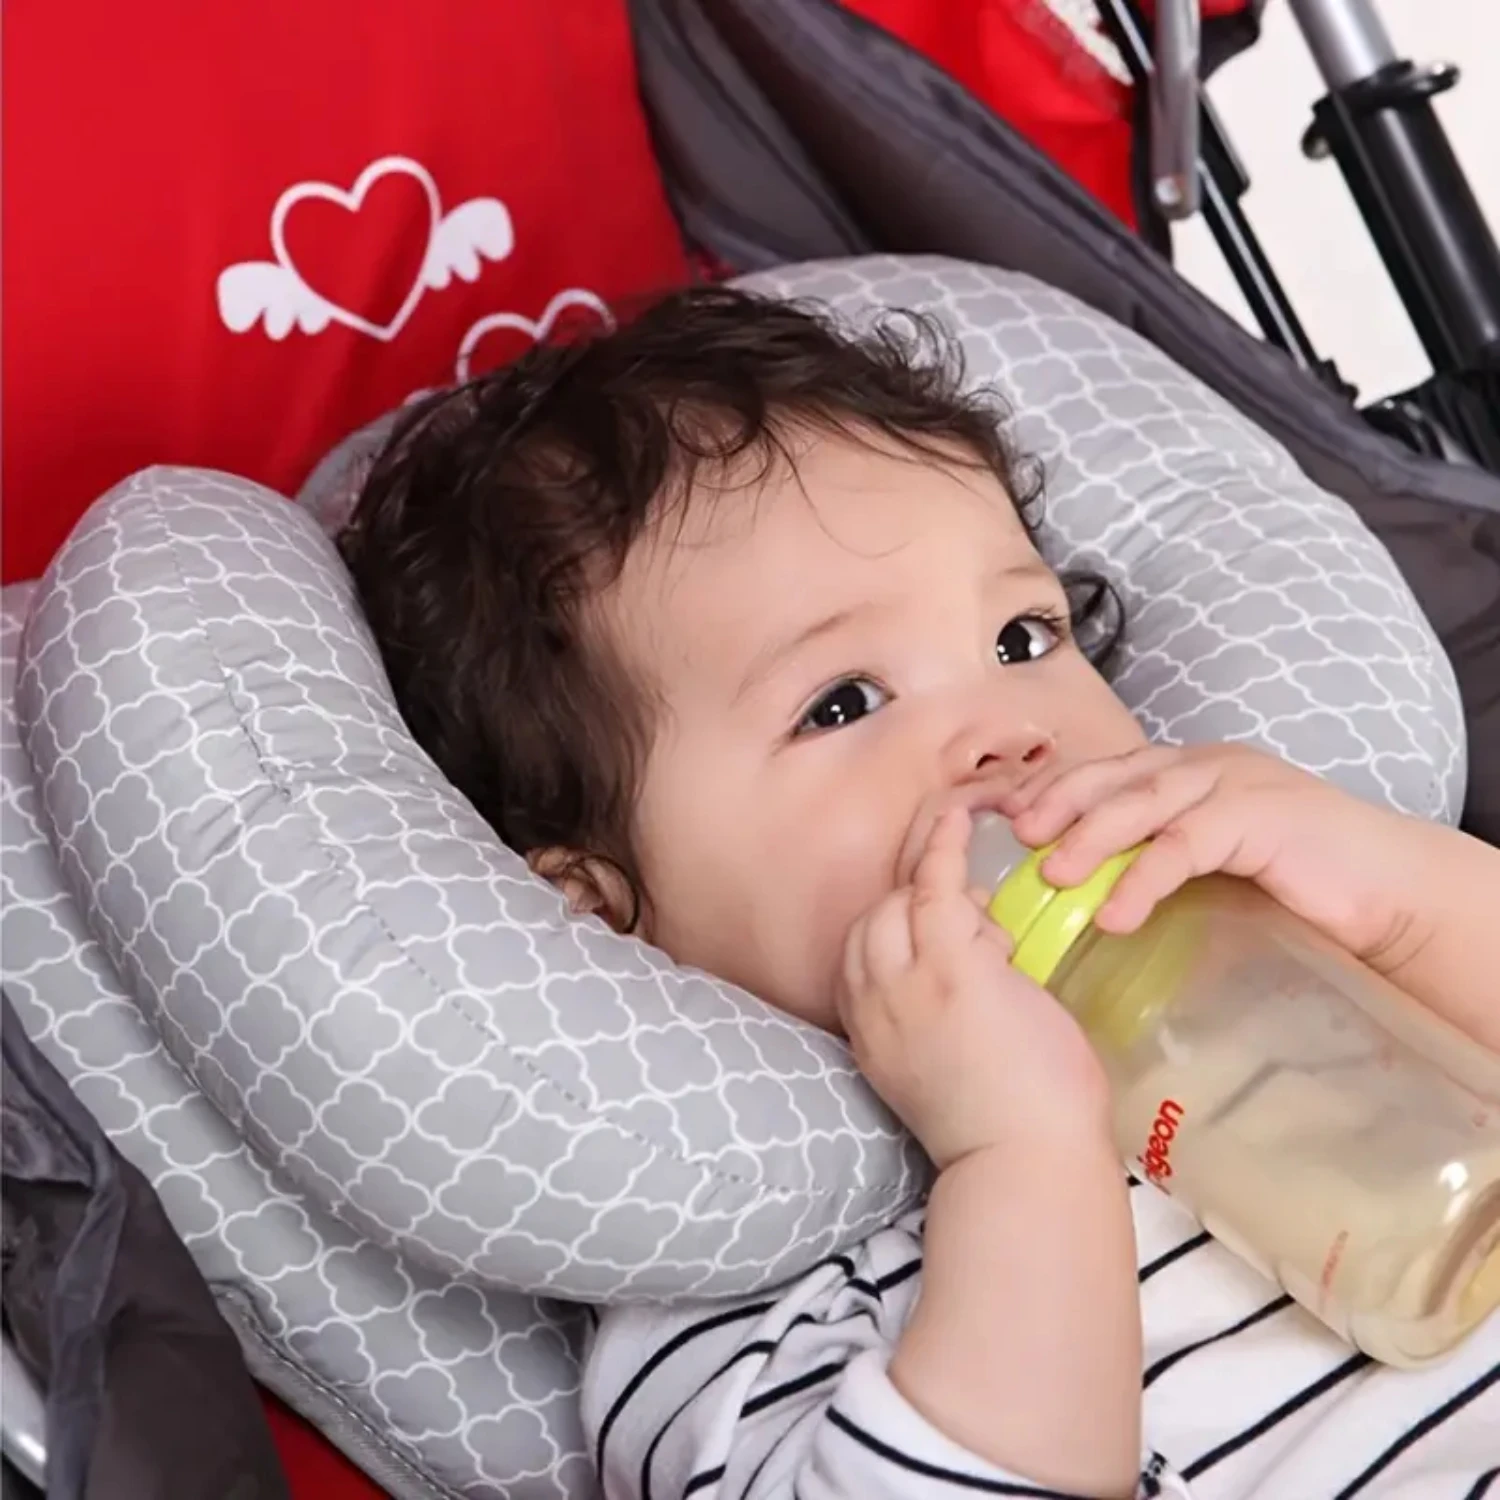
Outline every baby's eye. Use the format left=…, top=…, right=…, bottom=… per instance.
left=795, top=676, right=890, bottom=735
left=996, top=614, right=1064, bottom=666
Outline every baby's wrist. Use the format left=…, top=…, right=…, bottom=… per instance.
left=935, top=1117, right=1121, bottom=1195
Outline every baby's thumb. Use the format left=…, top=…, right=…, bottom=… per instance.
left=982, top=927, right=1027, bottom=987
left=969, top=891, right=1016, bottom=954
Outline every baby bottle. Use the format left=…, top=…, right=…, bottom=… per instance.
left=967, top=813, right=1500, bottom=1367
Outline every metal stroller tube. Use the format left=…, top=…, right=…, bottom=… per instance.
left=1287, top=0, right=1396, bottom=89
left=1288, top=0, right=1500, bottom=379
left=1150, top=0, right=1201, bottom=218
left=1096, top=0, right=1348, bottom=391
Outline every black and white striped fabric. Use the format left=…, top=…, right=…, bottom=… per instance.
left=584, top=1190, right=1499, bottom=1500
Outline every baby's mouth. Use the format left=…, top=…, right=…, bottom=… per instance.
left=896, top=776, right=1029, bottom=889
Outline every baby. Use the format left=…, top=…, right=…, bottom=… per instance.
left=342, top=288, right=1500, bottom=1500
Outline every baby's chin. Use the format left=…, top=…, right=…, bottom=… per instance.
left=768, top=974, right=846, bottom=1036
left=701, top=954, right=844, bottom=1034
left=643, top=904, right=849, bottom=1035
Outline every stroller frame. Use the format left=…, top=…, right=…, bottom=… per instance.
left=1106, top=0, right=1500, bottom=468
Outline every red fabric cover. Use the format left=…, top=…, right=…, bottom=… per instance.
left=842, top=0, right=1137, bottom=226
left=1, top=0, right=690, bottom=583
left=260, top=1395, right=388, bottom=1500
left=3, top=0, right=683, bottom=1491
left=841, top=0, right=1254, bottom=233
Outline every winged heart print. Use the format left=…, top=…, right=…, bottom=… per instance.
left=216, top=154, right=613, bottom=371
left=454, top=288, right=615, bottom=382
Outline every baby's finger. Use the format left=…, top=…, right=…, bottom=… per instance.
left=914, top=807, right=971, bottom=896
left=991, top=752, right=1075, bottom=818
left=1040, top=759, right=1221, bottom=888
left=1092, top=801, right=1255, bottom=932
left=837, top=914, right=887, bottom=1052
left=862, top=889, right=918, bottom=989
left=840, top=909, right=872, bottom=1010
left=911, top=810, right=983, bottom=956
left=1007, top=746, right=1179, bottom=839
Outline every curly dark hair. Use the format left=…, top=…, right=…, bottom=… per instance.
left=339, top=285, right=1121, bottom=928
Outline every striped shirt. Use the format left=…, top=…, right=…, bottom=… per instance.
left=583, top=1181, right=1500, bottom=1500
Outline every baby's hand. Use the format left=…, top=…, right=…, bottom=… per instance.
left=838, top=808, right=1110, bottom=1172
left=1004, top=743, right=1425, bottom=970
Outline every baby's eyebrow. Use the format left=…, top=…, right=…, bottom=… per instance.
left=733, top=604, right=872, bottom=705
left=992, top=559, right=1060, bottom=592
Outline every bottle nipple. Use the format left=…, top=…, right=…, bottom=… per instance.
left=966, top=811, right=1032, bottom=895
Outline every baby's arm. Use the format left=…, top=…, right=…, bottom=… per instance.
left=1376, top=817, right=1500, bottom=1054
left=841, top=809, right=1145, bottom=1493
left=583, top=1210, right=1181, bottom=1500
left=891, top=1138, right=1142, bottom=1495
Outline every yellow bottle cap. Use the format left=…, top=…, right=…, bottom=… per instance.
left=985, top=840, right=1211, bottom=1052
left=985, top=843, right=1063, bottom=952
left=987, top=843, right=1142, bottom=986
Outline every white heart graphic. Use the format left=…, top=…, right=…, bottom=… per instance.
left=271, top=156, right=441, bottom=343
left=454, top=288, right=615, bottom=382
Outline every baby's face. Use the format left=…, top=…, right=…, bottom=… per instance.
left=603, top=431, right=1146, bottom=1028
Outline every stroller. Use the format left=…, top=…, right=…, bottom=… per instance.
left=3, top=3, right=1499, bottom=1498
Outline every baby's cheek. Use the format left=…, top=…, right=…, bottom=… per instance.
left=812, top=800, right=902, bottom=928
left=1063, top=660, right=1148, bottom=754
left=743, top=795, right=885, bottom=1018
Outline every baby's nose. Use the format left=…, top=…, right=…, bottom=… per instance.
left=952, top=724, right=1055, bottom=780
